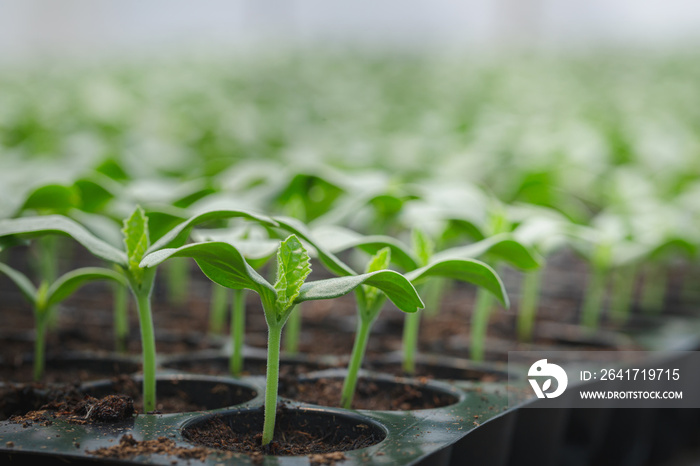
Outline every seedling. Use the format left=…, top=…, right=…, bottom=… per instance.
left=140, top=234, right=423, bottom=445
left=0, top=260, right=126, bottom=381
left=0, top=208, right=276, bottom=412
left=194, top=226, right=280, bottom=375
left=271, top=218, right=511, bottom=398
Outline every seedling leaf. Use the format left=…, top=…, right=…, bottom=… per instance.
left=0, top=215, right=127, bottom=265
left=122, top=207, right=150, bottom=284
left=405, top=259, right=509, bottom=308
left=273, top=216, right=357, bottom=276
left=434, top=233, right=541, bottom=271
left=46, top=267, right=127, bottom=308
left=362, top=247, right=391, bottom=308
left=297, top=270, right=424, bottom=314
left=147, top=209, right=278, bottom=254
left=274, top=235, right=311, bottom=314
left=412, top=228, right=434, bottom=267
left=0, top=262, right=37, bottom=304
left=140, top=242, right=275, bottom=303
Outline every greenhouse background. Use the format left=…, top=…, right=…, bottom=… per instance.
left=1, top=1, right=700, bottom=466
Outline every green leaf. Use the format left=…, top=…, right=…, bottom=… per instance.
left=405, top=259, right=509, bottom=308
left=362, top=247, right=391, bottom=308
left=297, top=269, right=424, bottom=314
left=0, top=262, right=37, bottom=304
left=122, top=207, right=150, bottom=283
left=46, top=267, right=127, bottom=308
left=411, top=228, right=434, bottom=267
left=140, top=241, right=275, bottom=304
left=19, top=184, right=80, bottom=214
left=310, top=225, right=422, bottom=271
left=434, top=233, right=541, bottom=271
left=0, top=215, right=127, bottom=266
left=273, top=216, right=357, bottom=277
left=274, top=235, right=311, bottom=314
left=147, top=209, right=278, bottom=254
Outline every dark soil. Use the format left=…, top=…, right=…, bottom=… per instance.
left=183, top=406, right=382, bottom=463
left=2, top=381, right=134, bottom=425
left=88, top=434, right=210, bottom=462
left=0, top=374, right=220, bottom=420
left=278, top=375, right=458, bottom=410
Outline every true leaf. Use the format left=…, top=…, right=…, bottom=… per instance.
left=411, top=228, right=434, bottom=267
left=273, top=216, right=356, bottom=277
left=274, top=235, right=311, bottom=314
left=361, top=247, right=391, bottom=309
left=122, top=207, right=150, bottom=283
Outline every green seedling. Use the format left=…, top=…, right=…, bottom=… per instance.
left=0, top=208, right=276, bottom=412
left=271, top=218, right=510, bottom=394
left=510, top=212, right=571, bottom=341
left=194, top=226, right=280, bottom=375
left=140, top=234, right=422, bottom=446
left=0, top=261, right=125, bottom=381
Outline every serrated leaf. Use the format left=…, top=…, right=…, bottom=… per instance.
left=0, top=215, right=127, bottom=265
left=274, top=235, right=311, bottom=314
left=412, top=228, right=434, bottom=267
left=122, top=207, right=150, bottom=282
left=46, top=267, right=127, bottom=308
left=433, top=233, right=541, bottom=271
left=140, top=242, right=275, bottom=304
left=273, top=216, right=356, bottom=277
left=405, top=259, right=509, bottom=308
left=362, top=247, right=391, bottom=307
left=0, top=262, right=37, bottom=304
left=297, top=269, right=424, bottom=314
left=147, top=209, right=278, bottom=254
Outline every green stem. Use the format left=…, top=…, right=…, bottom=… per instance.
left=230, top=289, right=246, bottom=376
left=640, top=264, right=667, bottom=314
left=581, top=264, right=608, bottom=329
left=609, top=263, right=637, bottom=325
left=470, top=288, right=494, bottom=361
left=262, top=323, right=283, bottom=446
left=113, top=283, right=129, bottom=353
left=135, top=290, right=157, bottom=413
left=517, top=268, right=542, bottom=342
left=165, top=258, right=188, bottom=305
left=341, top=316, right=372, bottom=409
left=209, top=284, right=230, bottom=334
left=283, top=304, right=301, bottom=355
left=401, top=310, right=421, bottom=374
left=33, top=312, right=47, bottom=382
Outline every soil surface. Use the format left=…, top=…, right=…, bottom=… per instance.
left=183, top=405, right=382, bottom=463
left=278, top=374, right=458, bottom=410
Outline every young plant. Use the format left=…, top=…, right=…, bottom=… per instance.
left=0, top=260, right=126, bottom=381
left=139, top=234, right=422, bottom=446
left=270, top=218, right=512, bottom=399
left=0, top=208, right=276, bottom=412
left=193, top=226, right=280, bottom=375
